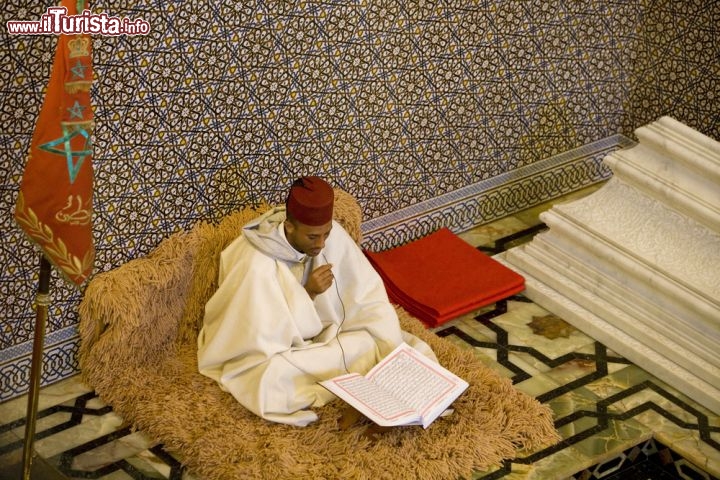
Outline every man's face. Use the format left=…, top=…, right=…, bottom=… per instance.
left=284, top=218, right=332, bottom=257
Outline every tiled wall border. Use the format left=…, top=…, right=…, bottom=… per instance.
left=361, top=134, right=636, bottom=251
left=1, top=326, right=79, bottom=403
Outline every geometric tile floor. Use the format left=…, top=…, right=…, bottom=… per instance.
left=1, top=185, right=719, bottom=479
left=437, top=297, right=720, bottom=480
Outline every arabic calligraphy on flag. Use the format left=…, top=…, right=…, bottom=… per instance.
left=14, top=0, right=95, bottom=286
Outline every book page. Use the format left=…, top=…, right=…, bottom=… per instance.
left=366, top=343, right=468, bottom=428
left=322, top=373, right=421, bottom=426
left=321, top=343, right=468, bottom=428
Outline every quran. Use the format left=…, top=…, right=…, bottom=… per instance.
left=321, top=343, right=469, bottom=428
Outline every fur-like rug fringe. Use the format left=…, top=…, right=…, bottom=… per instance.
left=78, top=191, right=559, bottom=480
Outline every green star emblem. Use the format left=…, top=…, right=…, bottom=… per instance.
left=39, top=125, right=92, bottom=184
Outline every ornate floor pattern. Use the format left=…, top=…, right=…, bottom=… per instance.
left=2, top=186, right=719, bottom=479
left=434, top=297, right=720, bottom=480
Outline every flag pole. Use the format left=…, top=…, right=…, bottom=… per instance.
left=21, top=254, right=52, bottom=480
left=11, top=0, right=95, bottom=471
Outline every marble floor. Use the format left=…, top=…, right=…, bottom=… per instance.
left=1, top=183, right=719, bottom=480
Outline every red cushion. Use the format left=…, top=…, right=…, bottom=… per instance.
left=365, top=228, right=525, bottom=327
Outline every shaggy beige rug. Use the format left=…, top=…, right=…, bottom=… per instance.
left=78, top=191, right=559, bottom=480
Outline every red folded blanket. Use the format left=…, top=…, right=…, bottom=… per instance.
left=364, top=228, right=525, bottom=327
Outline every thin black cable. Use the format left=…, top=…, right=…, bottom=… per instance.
left=323, top=253, right=349, bottom=374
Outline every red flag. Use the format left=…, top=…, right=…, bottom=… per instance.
left=14, top=0, right=95, bottom=286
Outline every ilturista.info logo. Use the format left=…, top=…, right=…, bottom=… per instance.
left=7, top=7, right=150, bottom=35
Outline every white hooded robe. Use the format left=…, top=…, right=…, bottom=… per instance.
left=197, top=207, right=435, bottom=426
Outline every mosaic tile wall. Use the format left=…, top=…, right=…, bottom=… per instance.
left=1, top=1, right=718, bottom=401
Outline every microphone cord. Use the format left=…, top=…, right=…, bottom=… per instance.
left=323, top=253, right=349, bottom=374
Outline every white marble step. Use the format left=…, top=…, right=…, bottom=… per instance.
left=522, top=233, right=720, bottom=366
left=545, top=178, right=720, bottom=306
left=505, top=244, right=720, bottom=388
left=636, top=116, right=720, bottom=185
left=604, top=118, right=720, bottom=234
left=605, top=151, right=720, bottom=234
left=499, top=251, right=720, bottom=416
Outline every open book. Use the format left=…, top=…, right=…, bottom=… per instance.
left=320, top=343, right=468, bottom=428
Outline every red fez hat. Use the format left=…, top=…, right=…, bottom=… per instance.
left=286, top=176, right=334, bottom=226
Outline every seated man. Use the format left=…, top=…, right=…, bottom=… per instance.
left=198, top=176, right=436, bottom=426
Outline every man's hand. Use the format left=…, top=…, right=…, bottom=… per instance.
left=304, top=264, right=334, bottom=299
